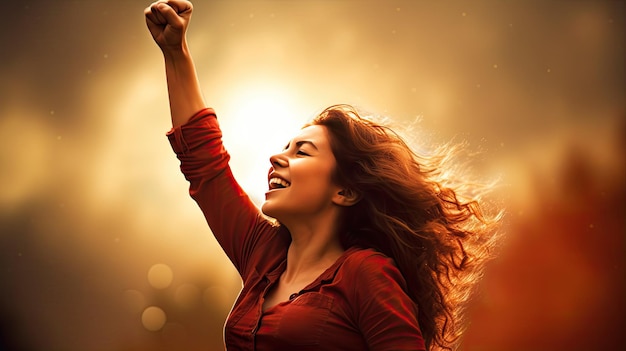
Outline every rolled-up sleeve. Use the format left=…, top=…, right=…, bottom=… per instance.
left=166, top=108, right=278, bottom=279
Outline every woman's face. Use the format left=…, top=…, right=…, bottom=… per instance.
left=261, top=125, right=342, bottom=223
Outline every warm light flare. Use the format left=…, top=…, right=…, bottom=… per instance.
left=220, top=83, right=308, bottom=205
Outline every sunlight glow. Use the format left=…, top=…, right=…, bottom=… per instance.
left=220, top=83, right=308, bottom=205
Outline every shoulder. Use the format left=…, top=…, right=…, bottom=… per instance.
left=342, top=247, right=393, bottom=269
left=341, top=247, right=408, bottom=291
left=339, top=248, right=424, bottom=349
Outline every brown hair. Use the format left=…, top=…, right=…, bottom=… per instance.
left=310, top=105, right=502, bottom=350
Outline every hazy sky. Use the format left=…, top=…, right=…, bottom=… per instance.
left=1, top=1, right=624, bottom=350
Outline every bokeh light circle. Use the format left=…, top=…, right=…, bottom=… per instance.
left=147, top=263, right=173, bottom=289
left=141, top=306, right=167, bottom=332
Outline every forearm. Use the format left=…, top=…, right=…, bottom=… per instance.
left=162, top=42, right=207, bottom=128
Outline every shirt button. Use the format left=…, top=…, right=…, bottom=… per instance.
left=289, top=293, right=298, bottom=300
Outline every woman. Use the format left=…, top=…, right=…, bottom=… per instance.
left=145, top=1, right=501, bottom=350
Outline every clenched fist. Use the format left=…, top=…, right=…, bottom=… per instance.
left=144, top=0, right=193, bottom=52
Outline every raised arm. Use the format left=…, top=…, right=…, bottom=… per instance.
left=144, top=1, right=282, bottom=279
left=145, top=0, right=206, bottom=127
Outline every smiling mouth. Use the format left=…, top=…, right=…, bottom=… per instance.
left=268, top=177, right=291, bottom=190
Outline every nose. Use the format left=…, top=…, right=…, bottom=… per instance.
left=269, top=152, right=288, bottom=169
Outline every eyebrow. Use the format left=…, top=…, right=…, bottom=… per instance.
left=284, top=140, right=319, bottom=151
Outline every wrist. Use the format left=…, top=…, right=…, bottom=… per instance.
left=161, top=41, right=191, bottom=61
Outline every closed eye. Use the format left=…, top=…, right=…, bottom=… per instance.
left=283, top=140, right=317, bottom=155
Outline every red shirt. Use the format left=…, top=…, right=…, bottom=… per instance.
left=167, top=108, right=426, bottom=351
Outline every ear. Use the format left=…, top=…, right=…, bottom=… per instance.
left=333, top=188, right=361, bottom=207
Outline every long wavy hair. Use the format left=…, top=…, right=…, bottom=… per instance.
left=308, top=105, right=502, bottom=350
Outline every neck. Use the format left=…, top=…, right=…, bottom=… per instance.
left=281, top=212, right=344, bottom=284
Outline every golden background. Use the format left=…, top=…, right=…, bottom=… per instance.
left=0, top=1, right=624, bottom=350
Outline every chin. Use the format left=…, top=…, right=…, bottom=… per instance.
left=261, top=201, right=275, bottom=217
left=261, top=202, right=284, bottom=223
